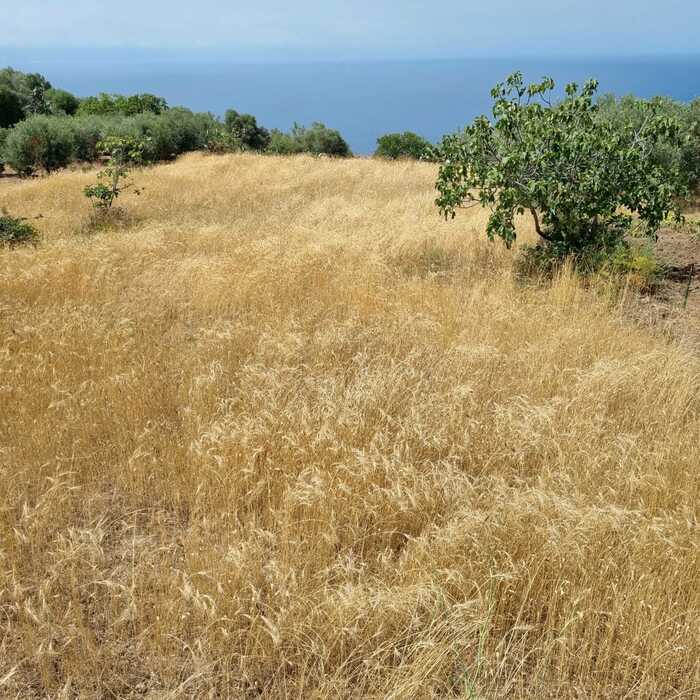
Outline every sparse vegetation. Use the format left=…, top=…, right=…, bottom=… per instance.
left=0, top=153, right=698, bottom=698
left=0, top=211, right=40, bottom=247
left=84, top=136, right=145, bottom=211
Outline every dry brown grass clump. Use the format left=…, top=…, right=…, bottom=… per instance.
left=1, top=153, right=699, bottom=698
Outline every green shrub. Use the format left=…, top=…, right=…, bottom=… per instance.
left=127, top=109, right=217, bottom=162
left=3, top=115, right=75, bottom=174
left=126, top=112, right=171, bottom=161
left=297, top=122, right=351, bottom=157
left=224, top=110, right=270, bottom=151
left=70, top=115, right=107, bottom=162
left=164, top=109, right=218, bottom=154
left=437, top=73, right=686, bottom=261
left=517, top=239, right=664, bottom=292
left=268, top=122, right=351, bottom=157
left=375, top=131, right=432, bottom=160
left=192, top=112, right=224, bottom=147
left=0, top=213, right=40, bottom=248
left=205, top=127, right=242, bottom=154
left=267, top=129, right=300, bottom=155
left=606, top=245, right=664, bottom=291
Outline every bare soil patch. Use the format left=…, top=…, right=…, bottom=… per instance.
left=625, top=226, right=700, bottom=348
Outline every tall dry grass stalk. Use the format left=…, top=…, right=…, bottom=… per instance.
left=1, top=153, right=698, bottom=698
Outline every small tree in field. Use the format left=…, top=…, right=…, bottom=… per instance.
left=84, top=136, right=145, bottom=211
left=436, top=73, right=686, bottom=258
left=375, top=131, right=432, bottom=160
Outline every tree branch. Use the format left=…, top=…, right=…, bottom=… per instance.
left=529, top=208, right=553, bottom=241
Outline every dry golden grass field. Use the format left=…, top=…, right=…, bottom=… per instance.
left=1, top=153, right=699, bottom=698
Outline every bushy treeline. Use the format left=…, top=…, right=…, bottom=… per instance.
left=210, top=113, right=353, bottom=157
left=597, top=94, right=700, bottom=189
left=1, top=111, right=354, bottom=174
left=0, top=67, right=170, bottom=126
left=6, top=64, right=698, bottom=179
left=1, top=109, right=222, bottom=174
left=0, top=67, right=354, bottom=174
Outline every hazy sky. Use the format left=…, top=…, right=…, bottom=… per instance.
left=2, top=1, right=700, bottom=58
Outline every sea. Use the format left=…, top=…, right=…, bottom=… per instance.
left=4, top=52, right=700, bottom=155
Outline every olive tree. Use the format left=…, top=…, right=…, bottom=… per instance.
left=436, top=73, right=686, bottom=255
left=3, top=115, right=75, bottom=174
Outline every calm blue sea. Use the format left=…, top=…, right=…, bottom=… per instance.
left=4, top=54, right=700, bottom=154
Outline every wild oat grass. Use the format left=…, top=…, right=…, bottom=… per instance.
left=0, top=153, right=698, bottom=698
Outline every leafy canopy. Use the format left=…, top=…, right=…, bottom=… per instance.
left=77, top=93, right=168, bottom=117
left=597, top=93, right=700, bottom=190
left=436, top=72, right=687, bottom=252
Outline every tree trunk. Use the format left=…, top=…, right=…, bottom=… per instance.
left=529, top=208, right=553, bottom=242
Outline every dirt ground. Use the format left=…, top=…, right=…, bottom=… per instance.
left=627, top=226, right=700, bottom=349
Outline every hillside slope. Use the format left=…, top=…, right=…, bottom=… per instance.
left=1, top=154, right=699, bottom=698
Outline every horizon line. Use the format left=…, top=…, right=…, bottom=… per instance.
left=3, top=46, right=700, bottom=63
